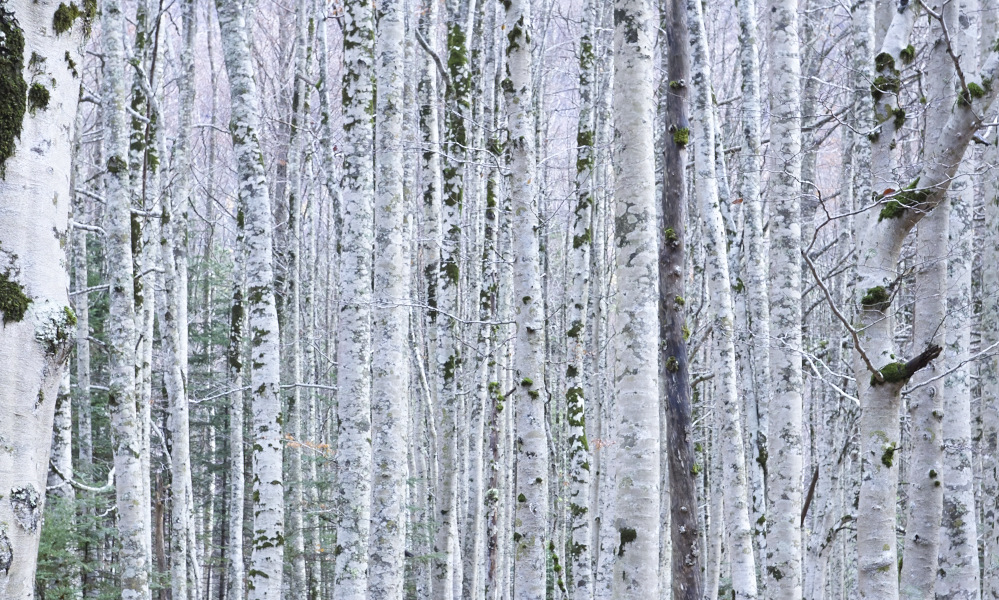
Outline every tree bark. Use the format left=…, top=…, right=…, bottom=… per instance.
left=215, top=2, right=285, bottom=598
left=610, top=0, right=661, bottom=596
left=368, top=0, right=411, bottom=596
left=766, top=0, right=805, bottom=590
left=661, top=0, right=701, bottom=595
left=501, top=0, right=548, bottom=597
left=334, top=0, right=376, bottom=596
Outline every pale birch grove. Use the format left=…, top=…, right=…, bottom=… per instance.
left=3, top=0, right=999, bottom=599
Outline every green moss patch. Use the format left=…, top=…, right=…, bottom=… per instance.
left=28, top=83, right=49, bottom=112
left=0, top=271, right=31, bottom=324
left=0, top=8, right=26, bottom=178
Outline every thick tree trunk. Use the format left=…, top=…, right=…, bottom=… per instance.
left=610, top=0, right=661, bottom=595
left=765, top=0, right=804, bottom=591
left=368, top=0, right=410, bottom=596
left=334, top=0, right=376, bottom=596
left=502, top=0, right=548, bottom=597
left=853, top=7, right=999, bottom=596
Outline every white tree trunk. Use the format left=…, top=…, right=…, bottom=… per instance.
left=215, top=2, right=285, bottom=598
left=334, top=0, right=375, bottom=596
left=766, top=0, right=804, bottom=591
left=226, top=246, right=246, bottom=600
left=898, top=8, right=954, bottom=596
left=100, top=0, right=152, bottom=597
left=982, top=127, right=999, bottom=600
left=936, top=3, right=981, bottom=598
left=853, top=11, right=999, bottom=597
left=567, top=1, right=595, bottom=597
left=369, top=0, right=410, bottom=596
left=502, top=0, right=548, bottom=598
left=736, top=0, right=770, bottom=568
left=688, top=0, right=758, bottom=596
left=610, top=0, right=660, bottom=595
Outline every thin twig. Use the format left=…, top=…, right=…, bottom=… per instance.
left=48, top=462, right=115, bottom=493
left=70, top=220, right=107, bottom=236
left=801, top=249, right=884, bottom=382
left=919, top=0, right=971, bottom=102
left=904, top=340, right=999, bottom=392
left=415, top=30, right=452, bottom=93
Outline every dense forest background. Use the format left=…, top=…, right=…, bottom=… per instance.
left=0, top=0, right=998, bottom=599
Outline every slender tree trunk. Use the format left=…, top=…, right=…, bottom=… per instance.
left=898, top=9, right=953, bottom=596
left=566, top=1, right=596, bottom=597
left=334, top=0, right=376, bottom=596
left=688, top=0, right=758, bottom=596
left=368, top=0, right=410, bottom=596
left=936, top=3, right=981, bottom=598
left=226, top=245, right=246, bottom=600
left=982, top=126, right=999, bottom=600
left=282, top=1, right=310, bottom=597
left=662, top=0, right=701, bottom=594
left=215, top=2, right=285, bottom=598
left=736, top=0, right=770, bottom=571
left=99, top=0, right=153, bottom=596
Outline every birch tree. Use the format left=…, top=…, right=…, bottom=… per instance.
left=937, top=1, right=981, bottom=596
left=610, top=0, right=661, bottom=595
left=898, top=7, right=952, bottom=597
left=566, top=2, right=596, bottom=598
left=215, top=2, right=285, bottom=598
left=368, top=0, right=410, bottom=596
left=334, top=0, right=375, bottom=595
left=101, top=0, right=153, bottom=596
left=852, top=3, right=999, bottom=595
left=765, top=0, right=805, bottom=591
left=500, top=0, right=548, bottom=597
left=687, top=0, right=758, bottom=596
left=0, top=3, right=83, bottom=596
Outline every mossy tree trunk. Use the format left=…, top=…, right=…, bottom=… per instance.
left=661, top=0, right=700, bottom=595
left=333, top=0, right=376, bottom=596
left=215, top=2, right=285, bottom=599
left=853, top=6, right=999, bottom=596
